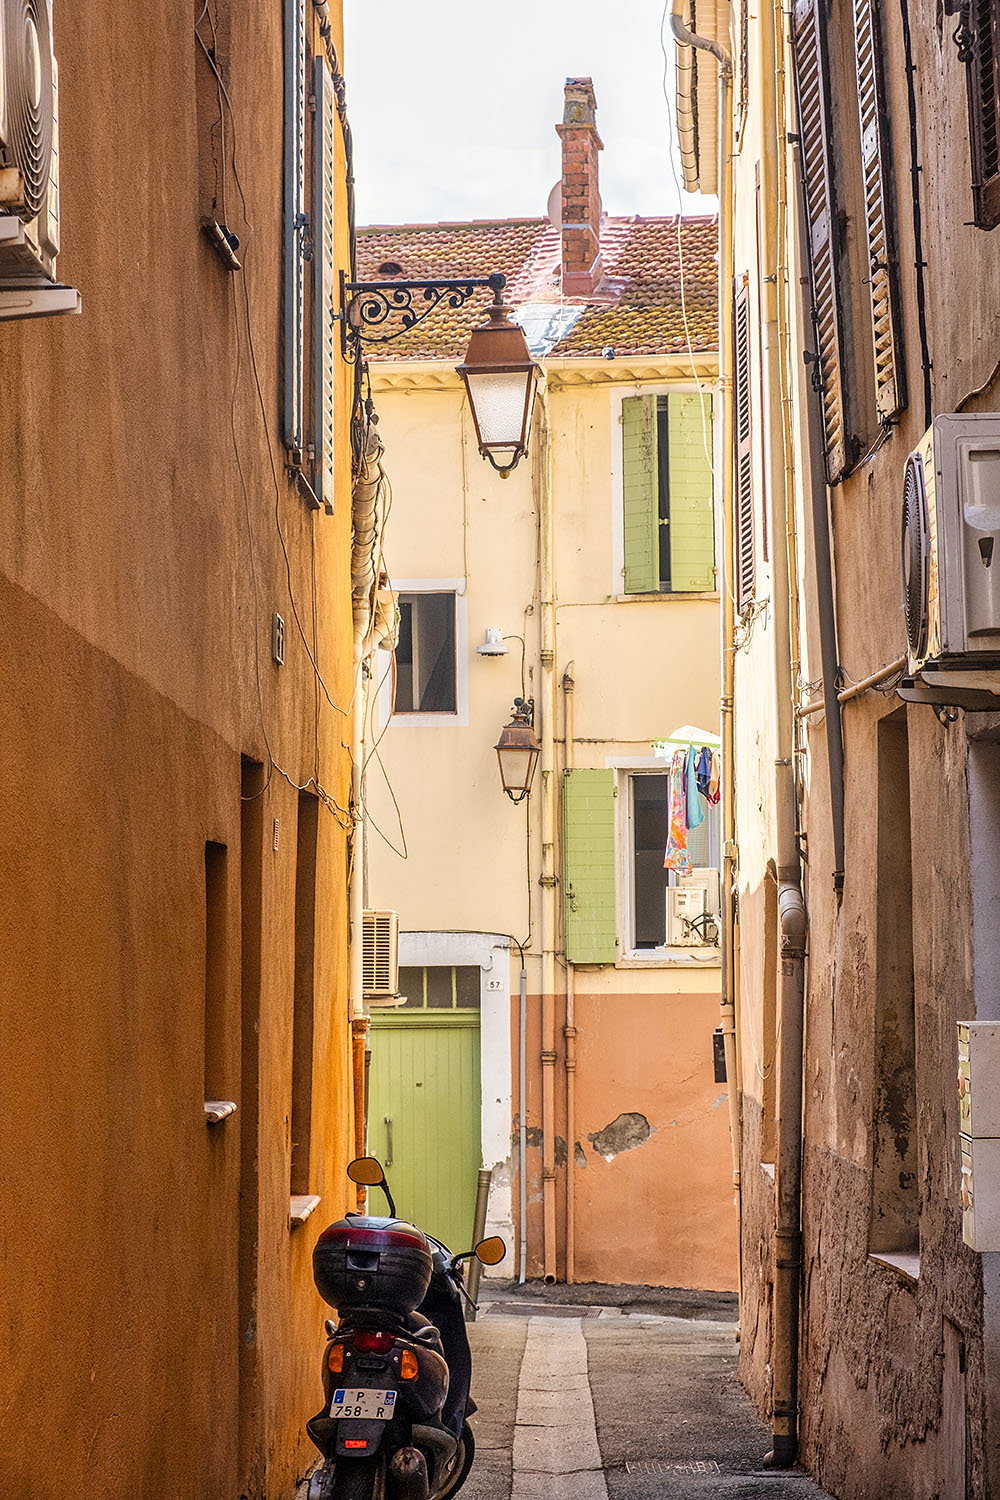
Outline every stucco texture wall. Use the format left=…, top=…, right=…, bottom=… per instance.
left=514, top=986, right=738, bottom=1290
left=0, top=4, right=356, bottom=1497
left=733, top=5, right=1000, bottom=1495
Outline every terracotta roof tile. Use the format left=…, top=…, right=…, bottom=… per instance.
left=354, top=215, right=718, bottom=361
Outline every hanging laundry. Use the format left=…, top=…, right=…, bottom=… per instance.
left=686, top=746, right=705, bottom=830
left=664, top=748, right=692, bottom=873
left=695, top=745, right=713, bottom=801
left=706, top=749, right=721, bottom=806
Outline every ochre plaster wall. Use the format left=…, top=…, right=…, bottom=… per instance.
left=0, top=5, right=356, bottom=1496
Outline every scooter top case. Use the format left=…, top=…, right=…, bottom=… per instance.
left=313, top=1215, right=434, bottom=1316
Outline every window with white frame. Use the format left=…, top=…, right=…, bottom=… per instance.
left=620, top=392, right=716, bottom=595
left=561, top=764, right=720, bottom=963
left=629, top=771, right=719, bottom=950
left=395, top=592, right=457, bottom=714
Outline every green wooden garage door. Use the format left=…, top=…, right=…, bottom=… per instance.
left=368, top=979, right=481, bottom=1253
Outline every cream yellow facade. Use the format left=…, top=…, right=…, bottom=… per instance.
left=366, top=346, right=739, bottom=1291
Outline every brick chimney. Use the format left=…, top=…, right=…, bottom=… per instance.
left=555, top=77, right=604, bottom=297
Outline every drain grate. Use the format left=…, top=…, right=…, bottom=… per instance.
left=623, top=1459, right=722, bottom=1476
left=498, top=1302, right=600, bottom=1318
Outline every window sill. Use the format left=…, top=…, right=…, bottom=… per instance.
left=616, top=591, right=720, bottom=603
left=868, top=1250, right=920, bottom=1284
left=616, top=947, right=721, bottom=969
left=290, top=1194, right=322, bottom=1230
left=204, top=1100, right=237, bottom=1125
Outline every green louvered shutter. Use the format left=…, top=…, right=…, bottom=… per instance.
left=667, top=393, right=715, bottom=591
left=563, top=769, right=617, bottom=964
left=622, top=396, right=659, bottom=594
left=313, top=57, right=337, bottom=514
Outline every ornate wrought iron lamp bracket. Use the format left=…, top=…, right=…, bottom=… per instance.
left=339, top=270, right=507, bottom=362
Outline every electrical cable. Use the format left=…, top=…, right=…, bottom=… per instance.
left=195, top=6, right=354, bottom=828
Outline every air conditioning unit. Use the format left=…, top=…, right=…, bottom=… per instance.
left=666, top=868, right=720, bottom=947
left=362, top=909, right=399, bottom=1003
left=900, top=415, right=1000, bottom=708
left=0, top=1, right=80, bottom=319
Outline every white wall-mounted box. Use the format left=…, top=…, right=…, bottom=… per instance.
left=961, top=1133, right=1000, bottom=1250
left=958, top=1022, right=1000, bottom=1137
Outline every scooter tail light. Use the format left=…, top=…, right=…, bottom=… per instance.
left=353, top=1329, right=395, bottom=1354
left=400, top=1349, right=419, bottom=1380
left=327, top=1343, right=345, bottom=1373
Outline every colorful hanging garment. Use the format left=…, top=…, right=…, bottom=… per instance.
left=686, top=746, right=705, bottom=830
left=695, top=746, right=713, bottom=800
left=664, top=748, right=692, bottom=872
left=707, top=749, right=721, bottom=806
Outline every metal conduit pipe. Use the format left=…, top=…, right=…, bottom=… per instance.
left=668, top=0, right=742, bottom=1222
left=562, top=663, right=577, bottom=1285
left=535, top=381, right=559, bottom=1285
left=518, top=960, right=528, bottom=1284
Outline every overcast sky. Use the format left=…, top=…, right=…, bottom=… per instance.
left=343, top=0, right=717, bottom=228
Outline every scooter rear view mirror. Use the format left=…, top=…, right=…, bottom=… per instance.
left=474, top=1235, right=506, bottom=1266
left=347, top=1156, right=385, bottom=1187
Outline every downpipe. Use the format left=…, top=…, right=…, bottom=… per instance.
left=536, top=382, right=558, bottom=1285
left=767, top=884, right=806, bottom=1467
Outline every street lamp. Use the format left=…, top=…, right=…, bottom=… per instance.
left=494, top=698, right=540, bottom=803
left=456, top=288, right=541, bottom=477
left=340, top=271, right=540, bottom=476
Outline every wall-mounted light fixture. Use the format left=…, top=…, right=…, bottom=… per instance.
left=340, top=272, right=540, bottom=476
left=494, top=698, right=540, bottom=803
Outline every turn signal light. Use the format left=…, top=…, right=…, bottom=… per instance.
left=353, top=1329, right=394, bottom=1354
left=327, top=1343, right=345, bottom=1374
left=400, top=1349, right=419, bottom=1381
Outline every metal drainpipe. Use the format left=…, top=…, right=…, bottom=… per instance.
left=536, top=380, right=559, bottom=1285
left=562, top=663, right=577, bottom=1284
left=668, top=0, right=742, bottom=1225
left=762, top=0, right=807, bottom=1466
left=518, top=959, right=528, bottom=1284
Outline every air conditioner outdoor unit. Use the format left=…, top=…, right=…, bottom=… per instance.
left=363, top=909, right=399, bottom=1003
left=666, top=868, right=720, bottom=948
left=0, top=0, right=79, bottom=319
left=900, top=414, right=1000, bottom=708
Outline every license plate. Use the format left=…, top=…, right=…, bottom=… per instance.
left=330, top=1388, right=397, bottom=1421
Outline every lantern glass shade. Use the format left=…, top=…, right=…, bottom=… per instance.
left=457, top=302, right=541, bottom=474
left=462, top=369, right=537, bottom=468
left=494, top=720, right=541, bottom=801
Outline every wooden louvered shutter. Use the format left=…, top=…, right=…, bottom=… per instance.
left=667, top=393, right=715, bottom=592
left=622, top=396, right=659, bottom=594
left=734, top=285, right=755, bottom=609
left=563, top=769, right=617, bottom=964
left=967, top=0, right=1000, bottom=227
left=313, top=57, right=336, bottom=514
left=853, top=0, right=905, bottom=420
left=283, top=0, right=307, bottom=458
left=791, top=0, right=849, bottom=482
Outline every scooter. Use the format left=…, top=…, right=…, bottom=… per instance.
left=306, top=1156, right=505, bottom=1500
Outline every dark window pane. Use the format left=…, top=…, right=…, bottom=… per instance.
left=656, top=395, right=671, bottom=591
left=397, top=966, right=423, bottom=1008
left=425, top=967, right=453, bottom=1008
left=455, top=966, right=480, bottom=1008
left=394, top=593, right=456, bottom=714
left=633, top=775, right=670, bottom=948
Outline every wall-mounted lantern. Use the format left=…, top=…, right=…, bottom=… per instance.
left=494, top=698, right=540, bottom=803
left=340, top=272, right=540, bottom=476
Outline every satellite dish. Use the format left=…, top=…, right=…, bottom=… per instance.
left=546, top=182, right=562, bottom=226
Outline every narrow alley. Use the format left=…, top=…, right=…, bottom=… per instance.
left=459, top=1288, right=834, bottom=1500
